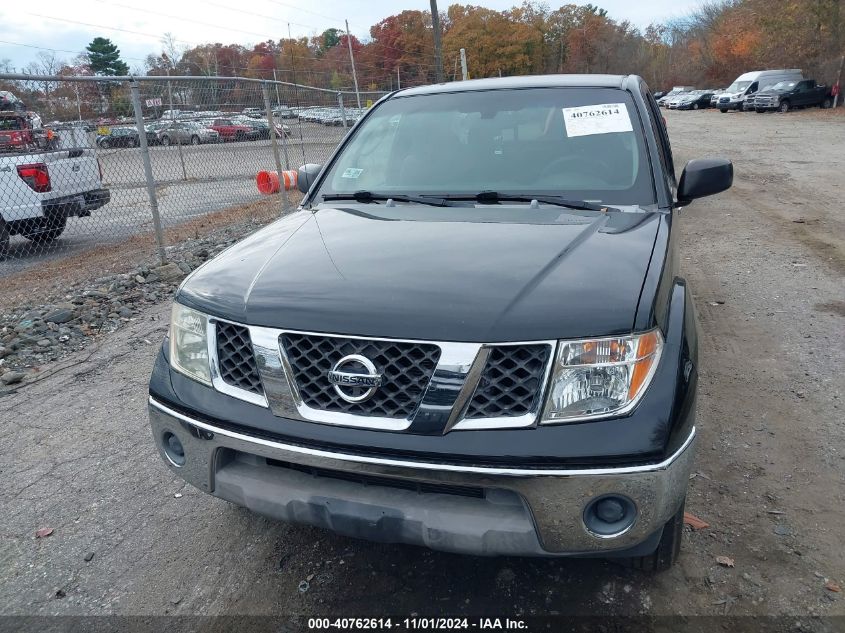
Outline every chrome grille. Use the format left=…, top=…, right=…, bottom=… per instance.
left=281, top=333, right=441, bottom=418
left=465, top=345, right=551, bottom=419
left=215, top=322, right=264, bottom=395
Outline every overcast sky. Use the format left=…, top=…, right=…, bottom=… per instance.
left=1, top=0, right=705, bottom=72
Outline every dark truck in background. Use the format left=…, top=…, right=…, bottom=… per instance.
left=148, top=75, right=733, bottom=571
left=754, top=79, right=833, bottom=112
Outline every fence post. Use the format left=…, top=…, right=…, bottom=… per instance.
left=338, top=92, right=348, bottom=129
left=129, top=80, right=167, bottom=264
left=263, top=82, right=289, bottom=210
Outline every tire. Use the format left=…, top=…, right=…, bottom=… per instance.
left=619, top=499, right=685, bottom=572
left=719, top=109, right=727, bottom=113
left=22, top=215, right=67, bottom=244
left=779, top=100, right=790, bottom=113
left=160, top=135, right=171, bottom=146
left=190, top=135, right=200, bottom=145
left=100, top=139, right=110, bottom=149
left=755, top=108, right=764, bottom=113
left=692, top=103, right=699, bottom=110
left=0, top=217, right=9, bottom=261
left=821, top=97, right=833, bottom=109
left=235, top=132, right=245, bottom=142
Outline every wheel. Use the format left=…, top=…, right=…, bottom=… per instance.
left=755, top=108, right=764, bottom=113
left=100, top=139, right=110, bottom=148
left=821, top=97, right=833, bottom=109
left=779, top=100, right=790, bottom=113
left=692, top=103, right=699, bottom=110
left=235, top=132, right=245, bottom=142
left=22, top=215, right=67, bottom=244
left=719, top=109, right=727, bottom=113
left=618, top=499, right=685, bottom=572
left=190, top=135, right=200, bottom=145
left=160, top=135, right=170, bottom=146
left=0, top=217, right=9, bottom=260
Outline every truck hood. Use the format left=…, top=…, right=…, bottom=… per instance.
left=178, top=206, right=661, bottom=342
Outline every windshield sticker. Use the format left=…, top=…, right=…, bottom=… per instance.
left=341, top=167, right=364, bottom=179
left=562, top=103, right=633, bottom=137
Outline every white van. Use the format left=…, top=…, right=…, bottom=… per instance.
left=717, top=69, right=803, bottom=112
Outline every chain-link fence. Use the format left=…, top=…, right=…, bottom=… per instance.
left=0, top=73, right=386, bottom=305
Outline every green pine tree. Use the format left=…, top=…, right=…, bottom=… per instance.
left=86, top=37, right=130, bottom=76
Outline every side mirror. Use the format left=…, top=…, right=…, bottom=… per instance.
left=677, top=158, right=733, bottom=205
left=297, top=163, right=322, bottom=194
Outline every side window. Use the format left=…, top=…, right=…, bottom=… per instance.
left=748, top=81, right=759, bottom=93
left=641, top=85, right=676, bottom=186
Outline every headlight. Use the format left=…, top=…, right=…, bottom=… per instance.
left=541, top=329, right=663, bottom=423
left=169, top=303, right=211, bottom=385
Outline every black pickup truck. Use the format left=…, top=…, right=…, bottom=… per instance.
left=754, top=79, right=833, bottom=112
left=148, top=75, right=732, bottom=571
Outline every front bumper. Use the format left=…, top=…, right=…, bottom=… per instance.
left=148, top=396, right=695, bottom=557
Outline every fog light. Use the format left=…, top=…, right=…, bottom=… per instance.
left=583, top=495, right=637, bottom=538
left=162, top=431, right=186, bottom=467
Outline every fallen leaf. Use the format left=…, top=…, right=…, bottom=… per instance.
left=684, top=512, right=710, bottom=530
left=716, top=555, right=735, bottom=568
left=35, top=528, right=54, bottom=538
left=825, top=582, right=841, bottom=593
left=306, top=573, right=315, bottom=582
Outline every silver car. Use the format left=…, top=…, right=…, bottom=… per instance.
left=158, top=121, right=219, bottom=146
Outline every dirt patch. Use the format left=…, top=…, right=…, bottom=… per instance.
left=814, top=300, right=845, bottom=317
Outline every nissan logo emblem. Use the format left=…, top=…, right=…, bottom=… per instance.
left=327, top=354, right=383, bottom=403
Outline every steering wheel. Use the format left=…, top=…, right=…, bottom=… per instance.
left=538, top=154, right=613, bottom=184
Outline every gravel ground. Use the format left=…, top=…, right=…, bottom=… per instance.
left=0, top=108, right=843, bottom=627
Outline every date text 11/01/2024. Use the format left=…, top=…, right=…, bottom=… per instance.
left=307, top=618, right=528, bottom=630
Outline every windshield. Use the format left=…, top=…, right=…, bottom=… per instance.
left=727, top=81, right=752, bottom=93
left=317, top=87, right=654, bottom=205
left=0, top=117, right=23, bottom=131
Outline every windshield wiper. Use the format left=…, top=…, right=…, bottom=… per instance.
left=321, top=191, right=456, bottom=207
left=427, top=191, right=619, bottom=212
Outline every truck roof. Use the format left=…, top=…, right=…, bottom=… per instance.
left=395, top=74, right=634, bottom=97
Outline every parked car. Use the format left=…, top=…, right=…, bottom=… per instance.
left=1, top=147, right=110, bottom=257
left=242, top=107, right=263, bottom=119
left=716, top=69, right=803, bottom=112
left=148, top=74, right=734, bottom=571
left=273, top=106, right=297, bottom=119
left=157, top=121, right=220, bottom=145
left=657, top=86, right=695, bottom=107
left=754, top=79, right=833, bottom=112
left=237, top=116, right=292, bottom=139
left=674, top=91, right=715, bottom=110
left=96, top=127, right=155, bottom=148
left=208, top=118, right=254, bottom=142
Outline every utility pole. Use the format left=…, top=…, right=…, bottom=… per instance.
left=834, top=54, right=844, bottom=108
left=345, top=19, right=361, bottom=109
left=166, top=68, right=187, bottom=181
left=460, top=48, right=468, bottom=81
left=430, top=0, right=444, bottom=82
left=397, top=67, right=401, bottom=89
left=74, top=85, right=82, bottom=122
left=272, top=67, right=282, bottom=107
